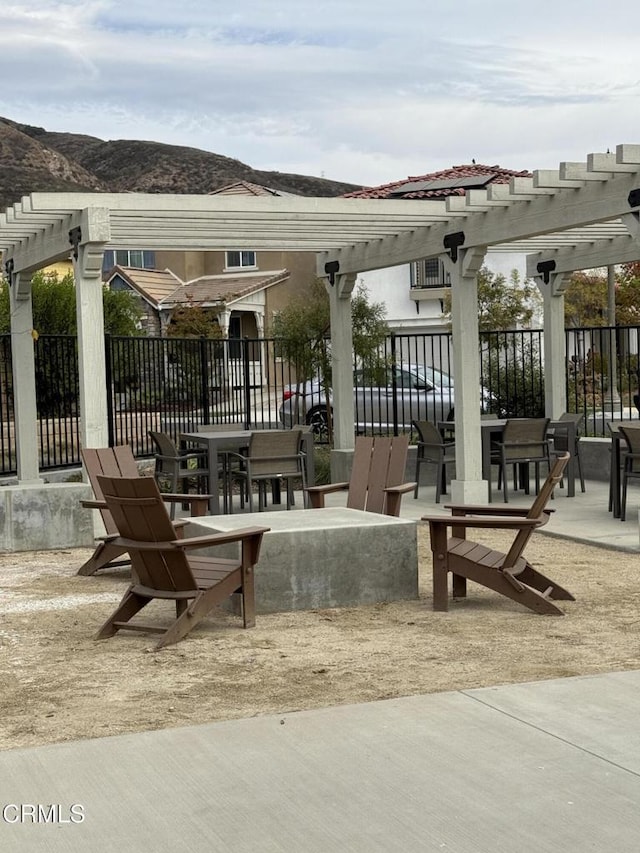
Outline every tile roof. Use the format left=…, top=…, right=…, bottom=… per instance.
left=209, top=181, right=298, bottom=197
left=344, top=163, right=532, bottom=200
left=160, top=270, right=291, bottom=307
left=107, top=266, right=183, bottom=306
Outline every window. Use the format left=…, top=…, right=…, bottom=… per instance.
left=410, top=258, right=450, bottom=288
left=102, top=249, right=155, bottom=273
left=225, top=250, right=256, bottom=270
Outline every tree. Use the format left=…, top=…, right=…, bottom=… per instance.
left=563, top=264, right=640, bottom=327
left=442, top=266, right=540, bottom=331
left=0, top=270, right=142, bottom=335
left=563, top=270, right=608, bottom=327
left=612, top=263, right=640, bottom=325
left=166, top=301, right=224, bottom=339
left=272, top=278, right=389, bottom=441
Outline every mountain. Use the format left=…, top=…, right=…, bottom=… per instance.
left=0, top=117, right=363, bottom=210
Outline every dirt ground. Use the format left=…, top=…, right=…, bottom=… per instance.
left=1, top=525, right=639, bottom=753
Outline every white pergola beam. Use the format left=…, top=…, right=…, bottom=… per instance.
left=526, top=234, right=640, bottom=278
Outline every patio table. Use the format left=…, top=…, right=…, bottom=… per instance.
left=437, top=417, right=578, bottom=501
left=180, top=428, right=315, bottom=514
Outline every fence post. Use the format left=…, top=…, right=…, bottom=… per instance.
left=242, top=338, right=252, bottom=428
left=199, top=336, right=210, bottom=425
left=105, top=334, right=115, bottom=447
left=390, top=333, right=399, bottom=436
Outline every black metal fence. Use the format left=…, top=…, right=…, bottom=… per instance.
left=1, top=325, right=639, bottom=475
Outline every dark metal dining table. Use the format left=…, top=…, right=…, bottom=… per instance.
left=179, top=428, right=315, bottom=514
left=437, top=417, right=578, bottom=502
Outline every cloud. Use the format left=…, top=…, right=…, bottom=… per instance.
left=1, top=0, right=639, bottom=185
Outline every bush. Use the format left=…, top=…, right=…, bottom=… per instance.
left=482, top=336, right=545, bottom=417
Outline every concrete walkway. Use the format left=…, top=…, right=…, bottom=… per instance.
left=1, top=474, right=639, bottom=851
left=345, top=475, right=640, bottom=552
left=2, top=670, right=640, bottom=851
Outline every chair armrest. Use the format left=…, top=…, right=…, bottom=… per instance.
left=385, top=482, right=417, bottom=495
left=422, top=514, right=542, bottom=529
left=305, top=482, right=349, bottom=509
left=443, top=504, right=555, bottom=518
left=443, top=504, right=531, bottom=517
left=383, top=482, right=417, bottom=517
left=161, top=493, right=212, bottom=503
left=306, top=482, right=349, bottom=495
left=109, top=527, right=269, bottom=552
left=178, top=526, right=271, bottom=549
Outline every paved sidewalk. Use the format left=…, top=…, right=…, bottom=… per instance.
left=2, top=669, right=640, bottom=851
left=317, top=476, right=640, bottom=552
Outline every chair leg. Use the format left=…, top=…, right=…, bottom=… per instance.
left=577, top=451, right=586, bottom=492
left=435, top=461, right=443, bottom=503
left=95, top=589, right=150, bottom=639
left=621, top=472, right=628, bottom=521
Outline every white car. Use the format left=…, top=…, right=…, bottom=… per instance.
left=279, top=363, right=456, bottom=437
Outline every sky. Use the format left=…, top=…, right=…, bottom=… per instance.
left=1, top=0, right=640, bottom=188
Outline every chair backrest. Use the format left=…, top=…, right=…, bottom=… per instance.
left=347, top=435, right=409, bottom=514
left=81, top=445, right=140, bottom=535
left=413, top=420, right=443, bottom=446
left=618, top=425, right=640, bottom=456
left=148, top=430, right=178, bottom=458
left=502, top=452, right=569, bottom=567
left=558, top=412, right=584, bottom=429
left=553, top=412, right=584, bottom=452
left=247, top=429, right=303, bottom=477
left=96, top=474, right=197, bottom=592
left=501, top=418, right=550, bottom=461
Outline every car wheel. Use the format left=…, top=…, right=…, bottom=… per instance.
left=306, top=407, right=331, bottom=441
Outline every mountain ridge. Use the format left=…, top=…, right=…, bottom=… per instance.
left=0, top=117, right=363, bottom=209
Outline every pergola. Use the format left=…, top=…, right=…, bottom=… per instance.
left=2, top=144, right=640, bottom=504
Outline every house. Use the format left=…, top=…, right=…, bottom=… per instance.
left=103, top=181, right=318, bottom=339
left=106, top=265, right=293, bottom=341
left=344, top=164, right=534, bottom=334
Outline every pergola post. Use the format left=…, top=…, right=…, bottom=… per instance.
left=537, top=272, right=568, bottom=419
left=327, top=270, right=357, bottom=480
left=9, top=270, right=42, bottom=483
left=72, top=241, right=109, bottom=450
left=443, top=245, right=488, bottom=503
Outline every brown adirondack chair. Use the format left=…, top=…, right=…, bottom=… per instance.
left=306, top=435, right=416, bottom=517
left=93, top=475, right=268, bottom=649
left=78, top=445, right=210, bottom=577
left=422, top=452, right=574, bottom=615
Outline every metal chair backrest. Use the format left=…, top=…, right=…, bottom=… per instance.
left=553, top=412, right=584, bottom=452
left=413, top=420, right=443, bottom=447
left=246, top=429, right=303, bottom=477
left=618, top=425, right=640, bottom=468
left=501, top=418, right=550, bottom=461
left=149, top=430, right=179, bottom=458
